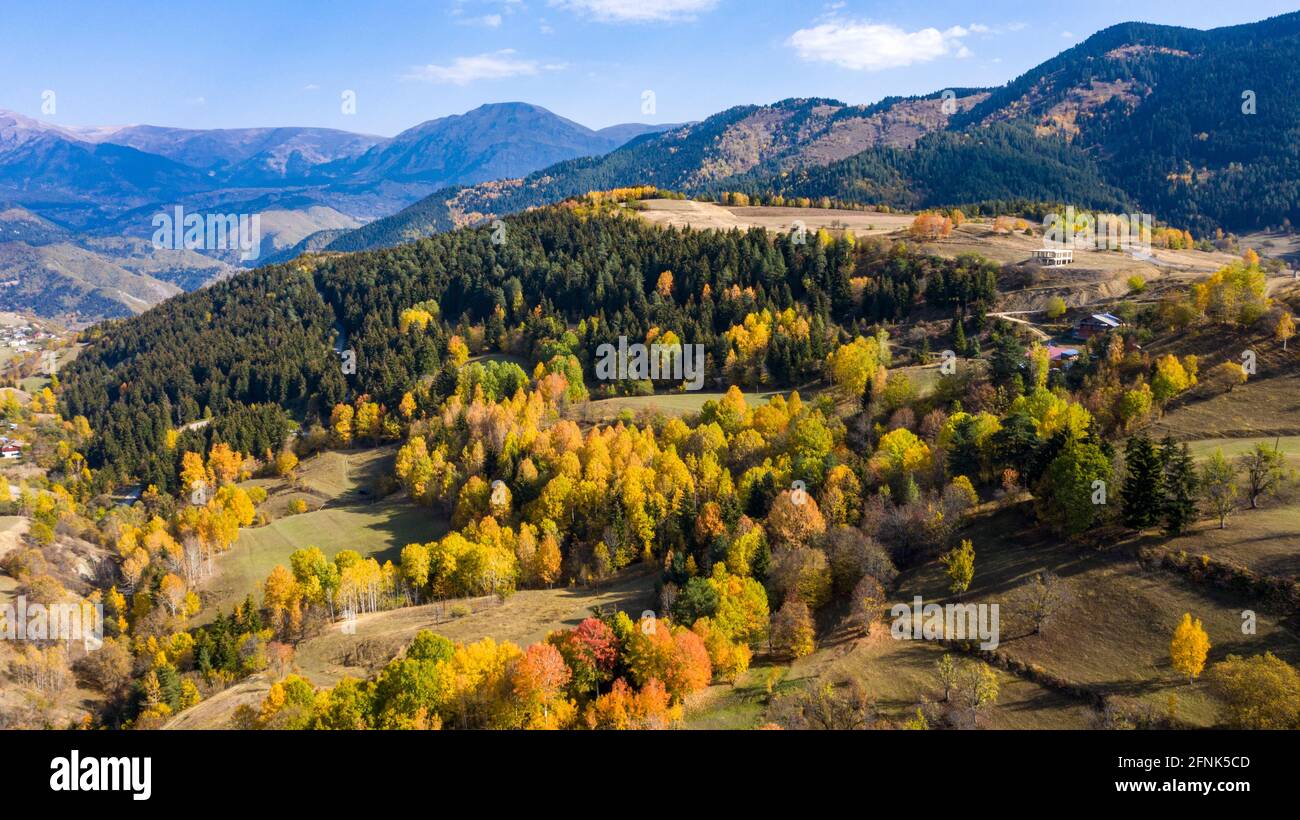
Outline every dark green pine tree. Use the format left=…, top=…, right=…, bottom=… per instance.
left=952, top=315, right=967, bottom=354
left=1121, top=435, right=1164, bottom=529
left=1160, top=438, right=1199, bottom=536
left=861, top=372, right=875, bottom=415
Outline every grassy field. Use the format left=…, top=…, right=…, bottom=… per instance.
left=634, top=203, right=1238, bottom=316
left=14, top=345, right=81, bottom=394
left=1158, top=499, right=1300, bottom=580
left=633, top=199, right=915, bottom=236
left=683, top=623, right=1095, bottom=729
left=241, top=447, right=398, bottom=519
left=198, top=446, right=442, bottom=618
left=902, top=505, right=1300, bottom=727
left=685, top=500, right=1300, bottom=729
left=197, top=501, right=445, bottom=620
left=294, top=566, right=657, bottom=687
left=168, top=567, right=658, bottom=727
left=163, top=674, right=274, bottom=730
left=893, top=363, right=949, bottom=398
left=572, top=388, right=801, bottom=422
left=1184, top=436, right=1300, bottom=461
left=1150, top=371, right=1300, bottom=440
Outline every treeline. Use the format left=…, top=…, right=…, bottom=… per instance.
left=61, top=206, right=1000, bottom=487
left=315, top=208, right=1000, bottom=406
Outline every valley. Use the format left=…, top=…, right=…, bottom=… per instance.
left=1, top=8, right=1299, bottom=746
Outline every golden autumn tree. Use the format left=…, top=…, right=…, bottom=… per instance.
left=940, top=539, right=976, bottom=597
left=765, top=489, right=826, bottom=550
left=398, top=391, right=418, bottom=419
left=330, top=403, right=354, bottom=446
left=263, top=565, right=303, bottom=638
left=656, top=270, right=674, bottom=299
left=909, top=212, right=953, bottom=239
left=208, top=442, right=243, bottom=484
left=1171, top=612, right=1211, bottom=683
left=1277, top=312, right=1295, bottom=351
left=510, top=642, right=573, bottom=729
left=447, top=335, right=470, bottom=368
left=868, top=427, right=932, bottom=483
left=826, top=334, right=881, bottom=399
left=1151, top=354, right=1197, bottom=406
left=274, top=450, right=299, bottom=479
left=179, top=451, right=210, bottom=494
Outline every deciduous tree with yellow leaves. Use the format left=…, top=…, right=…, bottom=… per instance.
left=1171, top=612, right=1211, bottom=683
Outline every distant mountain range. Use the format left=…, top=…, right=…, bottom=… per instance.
left=324, top=92, right=989, bottom=252
left=7, top=11, right=1300, bottom=319
left=327, top=12, right=1300, bottom=254
left=0, top=102, right=675, bottom=231
left=0, top=103, right=677, bottom=317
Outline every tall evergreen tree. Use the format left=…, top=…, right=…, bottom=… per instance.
left=1121, top=435, right=1164, bottom=529
left=1160, top=438, right=1199, bottom=536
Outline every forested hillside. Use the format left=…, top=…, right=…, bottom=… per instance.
left=729, top=123, right=1133, bottom=215
left=951, top=14, right=1300, bottom=233
left=59, top=264, right=347, bottom=490
left=60, top=202, right=999, bottom=489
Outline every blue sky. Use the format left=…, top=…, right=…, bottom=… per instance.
left=1, top=0, right=1295, bottom=135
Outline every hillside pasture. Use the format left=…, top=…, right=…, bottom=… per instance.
left=241, top=447, right=399, bottom=520
left=290, top=566, right=656, bottom=687
left=199, top=449, right=447, bottom=624
left=572, top=388, right=800, bottom=423
left=901, top=506, right=1300, bottom=727
left=1150, top=371, right=1300, bottom=440
left=633, top=199, right=914, bottom=236
left=1156, top=500, right=1300, bottom=581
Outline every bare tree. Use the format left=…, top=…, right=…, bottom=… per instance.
left=1239, top=443, right=1286, bottom=510
left=769, top=679, right=876, bottom=730
left=1018, top=571, right=1067, bottom=636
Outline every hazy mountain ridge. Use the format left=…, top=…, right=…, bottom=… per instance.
left=317, top=102, right=677, bottom=187
left=0, top=104, right=674, bottom=316
left=0, top=102, right=674, bottom=234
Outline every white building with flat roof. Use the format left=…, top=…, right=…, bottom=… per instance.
left=1030, top=248, right=1074, bottom=267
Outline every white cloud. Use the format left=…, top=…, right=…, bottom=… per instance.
left=459, top=13, right=502, bottom=27
left=403, top=50, right=562, bottom=85
left=303, top=83, right=320, bottom=91
left=549, top=0, right=718, bottom=23
left=787, top=20, right=984, bottom=71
